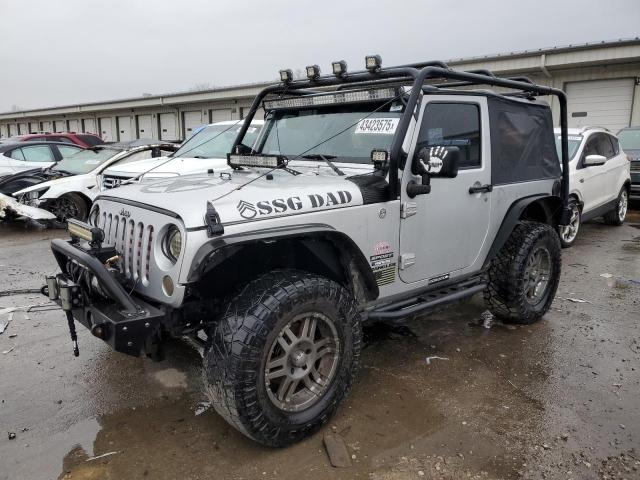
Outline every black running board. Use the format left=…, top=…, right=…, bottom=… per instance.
left=366, top=280, right=486, bottom=321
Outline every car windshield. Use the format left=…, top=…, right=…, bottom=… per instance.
left=52, top=148, right=120, bottom=174
left=173, top=123, right=260, bottom=159
left=555, top=135, right=582, bottom=160
left=250, top=103, right=404, bottom=163
left=618, top=129, right=640, bottom=150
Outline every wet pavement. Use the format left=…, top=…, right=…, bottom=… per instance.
left=1, top=209, right=639, bottom=480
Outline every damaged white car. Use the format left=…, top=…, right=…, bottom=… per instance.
left=12, top=140, right=178, bottom=223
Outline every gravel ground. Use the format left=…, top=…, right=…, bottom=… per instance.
left=0, top=207, right=639, bottom=480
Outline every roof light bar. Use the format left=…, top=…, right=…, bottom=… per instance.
left=332, top=60, right=347, bottom=78
left=306, top=64, right=321, bottom=80
left=264, top=87, right=397, bottom=110
left=228, top=154, right=286, bottom=169
left=365, top=54, right=382, bottom=72
left=279, top=69, right=293, bottom=83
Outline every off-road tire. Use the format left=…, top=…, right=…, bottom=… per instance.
left=557, top=199, right=581, bottom=248
left=603, top=188, right=628, bottom=226
left=203, top=269, right=362, bottom=447
left=484, top=221, right=561, bottom=324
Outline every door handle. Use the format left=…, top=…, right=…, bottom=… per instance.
left=579, top=178, right=584, bottom=183
left=468, top=184, right=493, bottom=194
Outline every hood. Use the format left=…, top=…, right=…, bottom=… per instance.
left=624, top=149, right=640, bottom=161
left=96, top=163, right=370, bottom=228
left=102, top=156, right=230, bottom=178
left=14, top=173, right=93, bottom=196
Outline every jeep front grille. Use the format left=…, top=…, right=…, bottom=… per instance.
left=100, top=212, right=153, bottom=284
left=102, top=174, right=132, bottom=190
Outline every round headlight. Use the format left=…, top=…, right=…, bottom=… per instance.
left=164, top=226, right=182, bottom=261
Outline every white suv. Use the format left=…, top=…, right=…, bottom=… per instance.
left=555, top=127, right=631, bottom=247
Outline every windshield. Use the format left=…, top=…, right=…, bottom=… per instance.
left=252, top=104, right=404, bottom=163
left=174, top=123, right=260, bottom=159
left=52, top=148, right=120, bottom=174
left=555, top=135, right=582, bottom=161
left=618, top=129, right=640, bottom=151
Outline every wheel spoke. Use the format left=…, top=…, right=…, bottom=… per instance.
left=266, top=356, right=287, bottom=380
left=301, top=316, right=317, bottom=340
left=276, top=376, right=294, bottom=401
left=317, top=345, right=336, bottom=359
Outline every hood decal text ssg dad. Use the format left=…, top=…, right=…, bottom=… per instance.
left=236, top=190, right=353, bottom=220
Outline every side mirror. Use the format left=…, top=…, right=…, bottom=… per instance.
left=406, top=146, right=461, bottom=198
left=415, top=146, right=460, bottom=178
left=583, top=154, right=606, bottom=167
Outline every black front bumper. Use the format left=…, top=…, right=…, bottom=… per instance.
left=47, top=239, right=167, bottom=357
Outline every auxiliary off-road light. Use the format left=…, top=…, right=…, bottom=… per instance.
left=279, top=69, right=293, bottom=83
left=365, top=54, right=382, bottom=72
left=228, top=154, right=285, bottom=169
left=371, top=150, right=389, bottom=162
left=306, top=64, right=321, bottom=80
left=68, top=218, right=105, bottom=245
left=332, top=60, right=347, bottom=77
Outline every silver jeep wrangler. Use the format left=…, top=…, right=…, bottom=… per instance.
left=44, top=57, right=572, bottom=447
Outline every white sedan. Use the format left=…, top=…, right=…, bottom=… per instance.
left=13, top=141, right=178, bottom=222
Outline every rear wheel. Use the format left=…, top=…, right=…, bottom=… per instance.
left=47, top=193, right=89, bottom=223
left=558, top=199, right=581, bottom=248
left=603, top=188, right=628, bottom=226
left=485, top=221, right=561, bottom=324
left=204, top=269, right=361, bottom=447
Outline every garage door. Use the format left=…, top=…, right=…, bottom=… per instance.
left=8, top=124, right=17, bottom=136
left=137, top=114, right=153, bottom=139
left=54, top=120, right=66, bottom=133
left=159, top=113, right=178, bottom=141
left=41, top=121, right=52, bottom=133
left=68, top=119, right=80, bottom=133
left=83, top=118, right=96, bottom=134
left=99, top=117, right=114, bottom=142
left=18, top=123, right=27, bottom=134
left=567, top=78, right=634, bottom=132
left=117, top=116, right=133, bottom=141
left=183, top=111, right=202, bottom=139
left=0, top=124, right=8, bottom=138
left=209, top=108, right=232, bottom=123
left=29, top=122, right=39, bottom=133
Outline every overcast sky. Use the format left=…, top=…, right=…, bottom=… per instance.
left=0, top=0, right=638, bottom=112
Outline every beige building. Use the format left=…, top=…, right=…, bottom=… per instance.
left=1, top=38, right=639, bottom=141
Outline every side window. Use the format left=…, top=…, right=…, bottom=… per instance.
left=9, top=148, right=25, bottom=160
left=20, top=145, right=56, bottom=162
left=584, top=133, right=615, bottom=160
left=57, top=145, right=83, bottom=158
left=416, top=103, right=481, bottom=169
left=608, top=135, right=620, bottom=156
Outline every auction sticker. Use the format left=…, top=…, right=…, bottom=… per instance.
left=355, top=118, right=399, bottom=135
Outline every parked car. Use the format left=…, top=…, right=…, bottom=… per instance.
left=0, top=141, right=85, bottom=178
left=554, top=126, right=631, bottom=247
left=44, top=59, right=573, bottom=447
left=99, top=120, right=263, bottom=189
left=617, top=126, right=640, bottom=199
left=0, top=132, right=104, bottom=148
left=13, top=140, right=178, bottom=222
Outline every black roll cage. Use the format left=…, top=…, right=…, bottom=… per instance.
left=231, top=61, right=570, bottom=223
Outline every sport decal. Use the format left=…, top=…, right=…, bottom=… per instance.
left=355, top=118, right=399, bottom=135
left=370, top=250, right=396, bottom=286
left=235, top=190, right=353, bottom=220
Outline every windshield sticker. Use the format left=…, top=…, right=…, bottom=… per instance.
left=236, top=190, right=353, bottom=220
left=355, top=118, right=399, bottom=135
left=558, top=135, right=582, bottom=142
left=85, top=160, right=101, bottom=165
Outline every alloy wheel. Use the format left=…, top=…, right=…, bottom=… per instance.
left=523, top=246, right=552, bottom=305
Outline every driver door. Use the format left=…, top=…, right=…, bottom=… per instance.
left=399, top=96, right=492, bottom=285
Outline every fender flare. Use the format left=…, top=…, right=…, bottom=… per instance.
left=187, top=223, right=380, bottom=301
left=482, top=194, right=561, bottom=268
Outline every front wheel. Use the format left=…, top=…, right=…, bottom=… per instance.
left=603, top=188, right=628, bottom=226
left=47, top=193, right=89, bottom=223
left=204, top=270, right=361, bottom=447
left=557, top=200, right=581, bottom=248
left=484, top=221, right=561, bottom=324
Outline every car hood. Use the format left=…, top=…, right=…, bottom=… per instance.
left=95, top=165, right=370, bottom=228
left=624, top=149, right=640, bottom=161
left=102, top=156, right=230, bottom=177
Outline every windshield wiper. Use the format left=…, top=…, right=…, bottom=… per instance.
left=301, top=154, right=345, bottom=176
